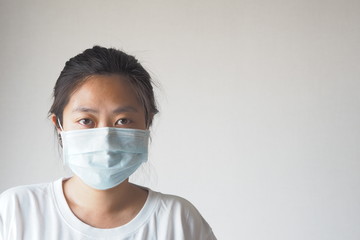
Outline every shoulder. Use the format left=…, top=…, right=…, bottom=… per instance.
left=154, top=190, right=195, bottom=209
left=149, top=190, right=217, bottom=239
left=0, top=182, right=51, bottom=199
left=154, top=191, right=202, bottom=219
left=0, top=182, right=52, bottom=210
left=0, top=182, right=54, bottom=221
left=0, top=181, right=59, bottom=239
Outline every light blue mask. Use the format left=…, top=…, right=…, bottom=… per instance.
left=59, top=126, right=149, bottom=190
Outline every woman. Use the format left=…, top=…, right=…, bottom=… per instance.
left=0, top=46, right=217, bottom=239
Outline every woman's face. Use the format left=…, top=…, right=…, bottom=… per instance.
left=59, top=74, right=146, bottom=131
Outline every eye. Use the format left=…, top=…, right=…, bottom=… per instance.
left=79, top=118, right=94, bottom=127
left=116, top=118, right=131, bottom=126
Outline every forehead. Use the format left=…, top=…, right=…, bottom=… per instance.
left=67, top=74, right=142, bottom=110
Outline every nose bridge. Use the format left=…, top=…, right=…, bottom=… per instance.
left=97, top=115, right=114, bottom=128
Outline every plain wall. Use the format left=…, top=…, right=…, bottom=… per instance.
left=0, top=0, right=359, bottom=239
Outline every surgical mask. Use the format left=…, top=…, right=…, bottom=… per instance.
left=58, top=120, right=149, bottom=190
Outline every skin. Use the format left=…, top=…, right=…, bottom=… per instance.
left=51, top=74, right=149, bottom=228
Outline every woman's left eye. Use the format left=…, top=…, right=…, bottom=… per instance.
left=116, top=118, right=131, bottom=125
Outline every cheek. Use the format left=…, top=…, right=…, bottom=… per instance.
left=131, top=114, right=147, bottom=130
left=61, top=117, right=73, bottom=131
left=61, top=109, right=76, bottom=131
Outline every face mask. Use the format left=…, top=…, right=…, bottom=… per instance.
left=58, top=121, right=149, bottom=190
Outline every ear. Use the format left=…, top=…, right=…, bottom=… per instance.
left=50, top=114, right=61, bottom=133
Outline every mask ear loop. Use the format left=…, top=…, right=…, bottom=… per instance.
left=57, top=118, right=64, bottom=131
left=56, top=118, right=68, bottom=169
left=57, top=118, right=64, bottom=147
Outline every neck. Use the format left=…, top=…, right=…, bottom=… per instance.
left=63, top=176, right=146, bottom=214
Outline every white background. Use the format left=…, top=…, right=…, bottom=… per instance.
left=0, top=0, right=359, bottom=239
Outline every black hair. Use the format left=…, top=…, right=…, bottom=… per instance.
left=49, top=46, right=158, bottom=129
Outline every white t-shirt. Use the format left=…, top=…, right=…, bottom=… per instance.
left=0, top=178, right=216, bottom=240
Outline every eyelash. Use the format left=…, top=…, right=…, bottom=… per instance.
left=79, top=118, right=93, bottom=126
left=78, top=118, right=132, bottom=127
left=116, top=118, right=132, bottom=125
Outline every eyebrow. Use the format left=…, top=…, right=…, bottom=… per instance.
left=72, top=106, right=138, bottom=114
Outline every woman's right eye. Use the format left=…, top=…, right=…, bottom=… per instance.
left=79, top=119, right=93, bottom=126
